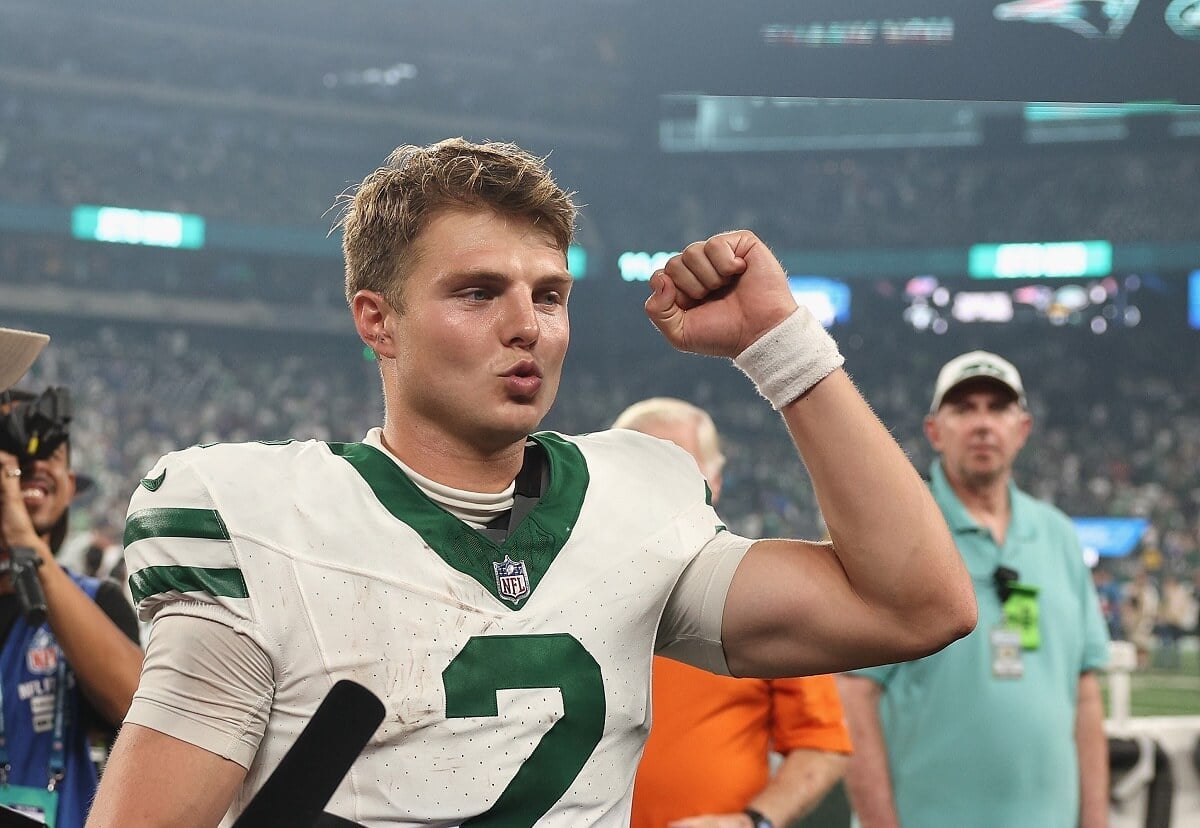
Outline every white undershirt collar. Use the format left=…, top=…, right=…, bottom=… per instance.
left=362, top=428, right=515, bottom=529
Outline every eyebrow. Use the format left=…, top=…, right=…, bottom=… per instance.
left=448, top=269, right=573, bottom=289
left=537, top=272, right=574, bottom=291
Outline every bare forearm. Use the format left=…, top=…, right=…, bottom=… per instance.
left=88, top=723, right=245, bottom=828
left=41, top=561, right=143, bottom=724
left=837, top=676, right=900, bottom=828
left=1075, top=673, right=1109, bottom=828
left=748, top=749, right=847, bottom=826
left=779, top=370, right=975, bottom=654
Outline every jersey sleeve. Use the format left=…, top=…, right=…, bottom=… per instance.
left=122, top=449, right=256, bottom=635
left=768, top=674, right=853, bottom=755
left=124, top=614, right=273, bottom=768
left=655, top=521, right=754, bottom=677
left=610, top=429, right=753, bottom=676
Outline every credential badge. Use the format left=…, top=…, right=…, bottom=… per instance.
left=493, top=555, right=531, bottom=604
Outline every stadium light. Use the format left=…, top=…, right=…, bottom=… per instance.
left=72, top=205, right=205, bottom=250
left=968, top=241, right=1112, bottom=279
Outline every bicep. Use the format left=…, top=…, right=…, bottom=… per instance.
left=723, top=538, right=904, bottom=677
left=88, top=723, right=246, bottom=828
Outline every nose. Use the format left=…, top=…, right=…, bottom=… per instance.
left=965, top=408, right=999, bottom=432
left=501, top=291, right=540, bottom=348
left=24, top=455, right=52, bottom=477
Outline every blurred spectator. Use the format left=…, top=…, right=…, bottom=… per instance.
left=1122, top=569, right=1160, bottom=669
left=1155, top=574, right=1198, bottom=669
left=1093, top=565, right=1126, bottom=642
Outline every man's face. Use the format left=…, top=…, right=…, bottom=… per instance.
left=18, top=440, right=76, bottom=535
left=924, top=379, right=1030, bottom=491
left=381, top=208, right=572, bottom=454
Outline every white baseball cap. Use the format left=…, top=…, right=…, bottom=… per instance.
left=0, top=327, right=50, bottom=391
left=929, top=350, right=1026, bottom=413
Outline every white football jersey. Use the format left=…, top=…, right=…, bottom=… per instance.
left=123, top=429, right=731, bottom=826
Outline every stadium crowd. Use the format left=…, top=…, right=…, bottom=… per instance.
left=13, top=311, right=1199, bottom=658
left=2, top=0, right=1198, bottom=672
left=3, top=96, right=1198, bottom=246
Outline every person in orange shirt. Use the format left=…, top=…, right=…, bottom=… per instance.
left=614, top=397, right=852, bottom=828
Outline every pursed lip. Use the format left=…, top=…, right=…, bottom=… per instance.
left=501, top=360, right=542, bottom=379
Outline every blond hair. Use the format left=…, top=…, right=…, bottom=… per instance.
left=612, top=397, right=726, bottom=479
left=336, top=137, right=576, bottom=310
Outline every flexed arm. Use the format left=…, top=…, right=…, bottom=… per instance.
left=646, top=232, right=976, bottom=676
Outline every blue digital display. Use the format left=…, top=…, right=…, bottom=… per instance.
left=787, top=276, right=851, bottom=328
left=1072, top=517, right=1149, bottom=558
left=1189, top=270, right=1200, bottom=330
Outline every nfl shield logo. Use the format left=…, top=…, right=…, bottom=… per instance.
left=26, top=628, right=58, bottom=675
left=493, top=555, right=531, bottom=604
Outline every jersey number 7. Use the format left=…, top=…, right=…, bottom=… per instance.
left=443, top=633, right=606, bottom=826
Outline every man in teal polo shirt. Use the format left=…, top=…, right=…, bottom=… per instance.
left=838, top=350, right=1110, bottom=828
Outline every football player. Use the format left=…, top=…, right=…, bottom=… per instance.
left=89, top=138, right=975, bottom=827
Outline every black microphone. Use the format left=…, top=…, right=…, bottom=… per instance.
left=993, top=565, right=1020, bottom=604
left=8, top=546, right=47, bottom=627
left=0, top=804, right=47, bottom=827
left=233, top=679, right=386, bottom=828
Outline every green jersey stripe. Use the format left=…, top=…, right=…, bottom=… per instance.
left=327, top=433, right=588, bottom=611
left=124, top=507, right=231, bottom=546
left=129, top=565, right=249, bottom=603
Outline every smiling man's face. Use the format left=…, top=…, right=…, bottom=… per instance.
left=0, top=397, right=77, bottom=537
left=18, top=440, right=77, bottom=535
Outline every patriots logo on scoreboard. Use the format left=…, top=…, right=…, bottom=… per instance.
left=493, top=555, right=531, bottom=604
left=1167, top=0, right=1200, bottom=38
left=993, top=0, right=1141, bottom=39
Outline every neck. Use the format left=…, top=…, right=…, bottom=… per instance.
left=378, top=420, right=526, bottom=493
left=944, top=463, right=1011, bottom=529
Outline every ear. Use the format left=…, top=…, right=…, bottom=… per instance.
left=351, top=290, right=398, bottom=360
left=708, top=468, right=723, bottom=507
left=1014, top=409, right=1033, bottom=450
left=923, top=413, right=941, bottom=453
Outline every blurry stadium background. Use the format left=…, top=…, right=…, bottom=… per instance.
left=2, top=0, right=1199, bottom=824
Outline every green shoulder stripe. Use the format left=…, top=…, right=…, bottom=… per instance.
left=124, top=507, right=230, bottom=546
left=129, top=565, right=248, bottom=604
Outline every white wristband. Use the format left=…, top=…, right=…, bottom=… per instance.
left=733, top=307, right=844, bottom=409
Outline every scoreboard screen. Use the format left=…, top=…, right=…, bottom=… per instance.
left=636, top=0, right=1200, bottom=103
